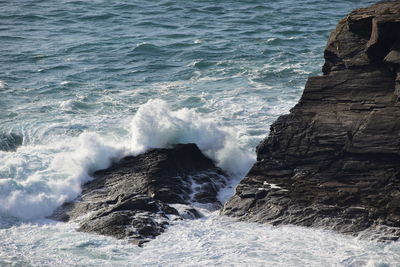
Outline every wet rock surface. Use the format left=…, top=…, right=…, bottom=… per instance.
left=0, top=133, right=22, bottom=152
left=222, top=1, right=400, bottom=240
left=52, top=143, right=227, bottom=246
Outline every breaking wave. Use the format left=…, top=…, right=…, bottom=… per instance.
left=0, top=99, right=254, bottom=219
left=128, top=99, right=254, bottom=176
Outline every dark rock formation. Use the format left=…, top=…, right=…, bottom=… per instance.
left=52, top=143, right=227, bottom=246
left=222, top=1, right=400, bottom=240
left=0, top=133, right=23, bottom=152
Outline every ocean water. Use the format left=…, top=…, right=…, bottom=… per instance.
left=1, top=0, right=399, bottom=266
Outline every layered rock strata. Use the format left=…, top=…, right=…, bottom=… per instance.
left=222, top=1, right=400, bottom=240
left=52, top=144, right=227, bottom=245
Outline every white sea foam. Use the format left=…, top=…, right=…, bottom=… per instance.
left=0, top=212, right=399, bottom=266
left=59, top=99, right=74, bottom=110
left=128, top=99, right=254, bottom=176
left=0, top=80, right=7, bottom=89
left=0, top=133, right=124, bottom=219
left=0, top=99, right=253, bottom=219
left=49, top=132, right=125, bottom=199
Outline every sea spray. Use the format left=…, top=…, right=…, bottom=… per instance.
left=129, top=99, right=254, bottom=176
left=49, top=132, right=125, bottom=201
left=0, top=133, right=124, bottom=219
left=0, top=99, right=254, bottom=219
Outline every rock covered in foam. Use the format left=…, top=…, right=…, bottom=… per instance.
left=51, top=143, right=227, bottom=246
left=222, top=1, right=400, bottom=241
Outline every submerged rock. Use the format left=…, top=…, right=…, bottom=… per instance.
left=52, top=143, right=227, bottom=245
left=0, top=133, right=23, bottom=152
left=222, top=1, right=400, bottom=240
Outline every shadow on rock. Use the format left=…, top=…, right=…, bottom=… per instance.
left=51, top=143, right=227, bottom=246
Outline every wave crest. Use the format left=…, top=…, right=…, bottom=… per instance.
left=129, top=99, right=254, bottom=176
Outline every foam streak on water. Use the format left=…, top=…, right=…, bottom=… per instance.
left=1, top=0, right=398, bottom=265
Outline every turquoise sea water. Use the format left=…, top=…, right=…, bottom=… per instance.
left=1, top=0, right=400, bottom=266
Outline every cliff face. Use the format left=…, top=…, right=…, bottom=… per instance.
left=222, top=1, right=400, bottom=240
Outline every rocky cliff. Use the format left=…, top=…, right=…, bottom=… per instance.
left=52, top=144, right=227, bottom=246
left=222, top=1, right=400, bottom=240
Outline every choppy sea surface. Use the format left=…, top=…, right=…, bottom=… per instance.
left=1, top=0, right=399, bottom=266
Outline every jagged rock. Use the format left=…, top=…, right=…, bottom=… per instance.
left=52, top=143, right=227, bottom=245
left=222, top=1, right=400, bottom=241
